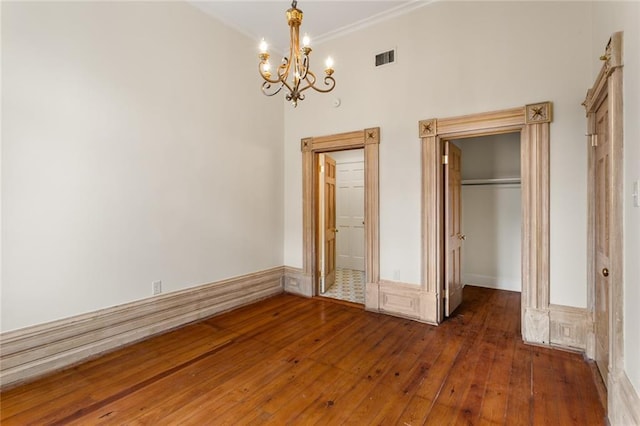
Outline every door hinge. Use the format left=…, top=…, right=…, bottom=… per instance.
left=442, top=154, right=449, bottom=165
left=320, top=164, right=325, bottom=173
left=588, top=134, right=598, bottom=147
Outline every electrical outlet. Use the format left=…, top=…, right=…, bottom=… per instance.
left=393, top=270, right=401, bottom=281
left=152, top=280, right=162, bottom=295
left=633, top=180, right=640, bottom=208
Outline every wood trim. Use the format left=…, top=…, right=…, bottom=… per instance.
left=0, top=267, right=284, bottom=390
left=429, top=107, right=524, bottom=137
left=549, top=304, right=588, bottom=351
left=419, top=103, right=552, bottom=342
left=420, top=133, right=443, bottom=324
left=584, top=32, right=625, bottom=419
left=283, top=266, right=311, bottom=297
left=299, top=128, right=380, bottom=313
left=521, top=121, right=551, bottom=343
left=378, top=280, right=423, bottom=320
left=610, top=371, right=640, bottom=426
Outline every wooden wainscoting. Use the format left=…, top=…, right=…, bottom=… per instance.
left=283, top=266, right=311, bottom=297
left=610, top=372, right=640, bottom=425
left=0, top=267, right=284, bottom=390
left=549, top=304, right=588, bottom=351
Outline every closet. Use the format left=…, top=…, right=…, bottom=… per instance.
left=454, top=133, right=521, bottom=292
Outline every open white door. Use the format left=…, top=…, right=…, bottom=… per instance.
left=444, top=141, right=463, bottom=316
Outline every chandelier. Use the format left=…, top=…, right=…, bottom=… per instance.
left=258, top=0, right=335, bottom=107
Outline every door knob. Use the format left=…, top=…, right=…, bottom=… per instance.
left=458, top=234, right=466, bottom=240
left=602, top=268, right=609, bottom=277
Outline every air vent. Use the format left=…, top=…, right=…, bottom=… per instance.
left=375, top=49, right=396, bottom=67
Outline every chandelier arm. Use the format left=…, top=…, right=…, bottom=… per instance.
left=298, top=70, right=335, bottom=94
left=297, top=71, right=316, bottom=94
left=279, top=56, right=291, bottom=81
left=258, top=63, right=284, bottom=85
left=312, top=75, right=336, bottom=93
left=278, top=77, right=295, bottom=98
left=300, top=54, right=310, bottom=80
left=261, top=81, right=285, bottom=97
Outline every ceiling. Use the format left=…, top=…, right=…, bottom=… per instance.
left=189, top=1, right=429, bottom=52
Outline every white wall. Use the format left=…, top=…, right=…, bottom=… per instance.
left=283, top=1, right=592, bottom=304
left=461, top=186, right=521, bottom=291
left=457, top=134, right=521, bottom=292
left=1, top=2, right=284, bottom=331
left=591, top=0, right=640, bottom=399
left=456, top=134, right=521, bottom=181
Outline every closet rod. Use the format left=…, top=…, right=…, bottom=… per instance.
left=461, top=178, right=521, bottom=186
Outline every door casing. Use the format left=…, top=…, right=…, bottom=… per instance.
left=419, top=102, right=553, bottom=342
left=301, top=128, right=380, bottom=308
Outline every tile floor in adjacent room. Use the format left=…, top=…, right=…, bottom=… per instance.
left=321, top=268, right=365, bottom=304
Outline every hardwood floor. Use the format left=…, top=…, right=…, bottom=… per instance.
left=0, top=286, right=605, bottom=425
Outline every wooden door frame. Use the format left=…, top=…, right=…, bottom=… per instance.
left=301, top=128, right=380, bottom=308
left=583, top=32, right=624, bottom=386
left=419, top=102, right=553, bottom=343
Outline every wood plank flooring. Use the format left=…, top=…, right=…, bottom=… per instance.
left=0, top=286, right=606, bottom=425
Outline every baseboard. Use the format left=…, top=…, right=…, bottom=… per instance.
left=523, top=307, right=550, bottom=345
left=283, top=266, right=312, bottom=297
left=610, top=370, right=640, bottom=425
left=0, top=266, right=284, bottom=390
left=462, top=273, right=520, bottom=292
left=549, top=304, right=588, bottom=351
left=378, top=280, right=438, bottom=325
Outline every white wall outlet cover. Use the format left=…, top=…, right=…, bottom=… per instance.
left=332, top=98, right=341, bottom=108
left=633, top=180, right=640, bottom=207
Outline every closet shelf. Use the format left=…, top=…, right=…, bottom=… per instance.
left=461, top=178, right=521, bottom=186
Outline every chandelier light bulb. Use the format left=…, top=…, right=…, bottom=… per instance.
left=325, top=56, right=334, bottom=69
left=259, top=38, right=268, bottom=53
left=302, top=33, right=310, bottom=48
left=261, top=61, right=271, bottom=78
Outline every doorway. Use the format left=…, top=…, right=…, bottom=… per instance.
left=441, top=134, right=522, bottom=316
left=300, top=127, right=380, bottom=310
left=419, top=102, right=552, bottom=341
left=317, top=149, right=366, bottom=304
left=457, top=133, right=522, bottom=291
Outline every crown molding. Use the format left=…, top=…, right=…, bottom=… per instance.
left=314, top=0, right=434, bottom=46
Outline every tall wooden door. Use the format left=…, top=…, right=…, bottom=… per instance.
left=594, top=95, right=610, bottom=386
left=319, top=155, right=337, bottom=293
left=444, top=141, right=463, bottom=316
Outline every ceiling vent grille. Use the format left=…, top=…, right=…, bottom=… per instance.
left=375, top=48, right=396, bottom=67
